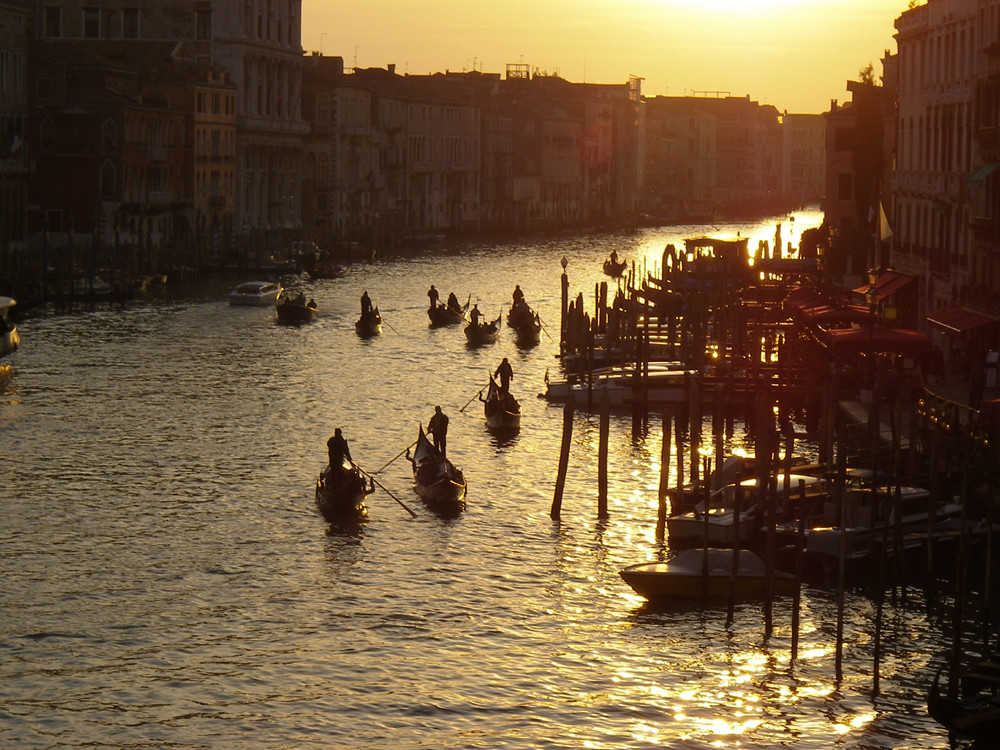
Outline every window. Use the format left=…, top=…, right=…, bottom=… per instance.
left=196, top=9, right=211, bottom=40
left=122, top=8, right=139, bottom=39
left=83, top=7, right=100, bottom=38
left=44, top=6, right=61, bottom=37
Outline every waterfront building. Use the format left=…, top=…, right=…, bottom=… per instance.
left=0, top=0, right=29, bottom=278
left=779, top=113, right=826, bottom=209
left=892, top=0, right=998, bottom=366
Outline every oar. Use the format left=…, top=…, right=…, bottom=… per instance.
left=459, top=384, right=488, bottom=412
left=381, top=314, right=400, bottom=335
left=537, top=314, right=556, bottom=343
left=353, top=462, right=418, bottom=517
left=373, top=440, right=418, bottom=473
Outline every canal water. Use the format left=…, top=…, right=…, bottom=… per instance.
left=1, top=210, right=955, bottom=748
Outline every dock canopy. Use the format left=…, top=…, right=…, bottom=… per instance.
left=799, top=303, right=872, bottom=327
left=926, top=304, right=997, bottom=334
left=825, top=325, right=931, bottom=356
left=852, top=270, right=916, bottom=302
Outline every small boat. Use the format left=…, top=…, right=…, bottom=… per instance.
left=355, top=307, right=382, bottom=337
left=313, top=263, right=351, bottom=279
left=603, top=256, right=628, bottom=277
left=507, top=301, right=541, bottom=346
left=276, top=293, right=318, bottom=324
left=928, top=666, right=1000, bottom=743
left=428, top=294, right=470, bottom=327
left=229, top=280, right=282, bottom=306
left=620, top=548, right=797, bottom=601
left=666, top=473, right=828, bottom=548
left=315, top=458, right=373, bottom=523
left=407, top=425, right=466, bottom=514
left=464, top=312, right=501, bottom=347
left=481, top=377, right=521, bottom=433
left=0, top=297, right=21, bottom=357
left=542, top=364, right=689, bottom=407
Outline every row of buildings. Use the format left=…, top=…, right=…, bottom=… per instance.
left=821, top=0, right=1000, bottom=371
left=0, top=0, right=822, bottom=290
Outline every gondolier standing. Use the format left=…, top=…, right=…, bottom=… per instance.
left=428, top=285, right=439, bottom=310
left=327, top=428, right=352, bottom=469
left=428, top=406, right=449, bottom=456
left=470, top=304, right=482, bottom=327
left=494, top=357, right=513, bottom=395
left=360, top=290, right=373, bottom=316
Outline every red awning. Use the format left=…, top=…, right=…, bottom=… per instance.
left=799, top=304, right=872, bottom=326
left=852, top=271, right=916, bottom=302
left=926, top=304, right=998, bottom=334
left=825, top=325, right=931, bottom=356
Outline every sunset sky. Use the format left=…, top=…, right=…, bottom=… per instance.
left=301, top=0, right=913, bottom=115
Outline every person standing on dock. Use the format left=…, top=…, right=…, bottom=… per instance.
left=428, top=406, right=449, bottom=456
left=494, top=357, right=513, bottom=395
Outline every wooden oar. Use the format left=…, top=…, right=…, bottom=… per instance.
left=373, top=440, right=418, bottom=473
left=536, top=314, right=556, bottom=343
left=353, top=462, right=417, bottom=517
left=459, top=383, right=488, bottom=412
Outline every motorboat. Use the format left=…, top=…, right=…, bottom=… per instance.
left=542, top=363, right=689, bottom=407
left=620, top=548, right=797, bottom=601
left=0, top=296, right=20, bottom=356
left=667, top=473, right=828, bottom=548
left=229, top=281, right=282, bottom=306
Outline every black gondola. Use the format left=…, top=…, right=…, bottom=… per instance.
left=355, top=306, right=382, bottom=337
left=464, top=312, right=501, bottom=347
left=407, top=425, right=466, bottom=515
left=428, top=294, right=470, bottom=327
left=315, top=458, right=373, bottom=523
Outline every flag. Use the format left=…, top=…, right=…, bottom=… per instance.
left=878, top=201, right=893, bottom=241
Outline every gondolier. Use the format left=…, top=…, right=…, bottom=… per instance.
left=470, top=304, right=482, bottom=327
left=494, top=357, right=513, bottom=395
left=428, top=406, right=449, bottom=456
left=327, top=428, right=352, bottom=468
left=360, top=290, right=373, bottom=316
left=428, top=285, right=439, bottom=310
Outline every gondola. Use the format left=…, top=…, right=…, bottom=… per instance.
left=464, top=312, right=501, bottom=347
left=428, top=294, right=470, bottom=327
left=481, top=377, right=521, bottom=433
left=315, top=458, right=373, bottom=524
left=276, top=294, right=318, bottom=324
left=928, top=666, right=1000, bottom=743
left=506, top=300, right=541, bottom=346
left=355, top=306, right=382, bottom=337
left=407, top=425, right=466, bottom=515
left=603, top=257, right=628, bottom=277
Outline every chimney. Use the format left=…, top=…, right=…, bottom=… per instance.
left=388, top=64, right=395, bottom=75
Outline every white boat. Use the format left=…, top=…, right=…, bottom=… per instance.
left=620, top=548, right=797, bottom=601
left=543, top=363, right=690, bottom=407
left=667, top=473, right=828, bottom=548
left=0, top=296, right=20, bottom=356
left=803, top=485, right=963, bottom=564
left=228, top=281, right=282, bottom=306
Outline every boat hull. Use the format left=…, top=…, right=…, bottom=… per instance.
left=428, top=303, right=469, bottom=327
left=356, top=308, right=382, bottom=337
left=229, top=281, right=282, bottom=306
left=315, top=463, right=371, bottom=523
left=276, top=301, right=318, bottom=324
left=411, top=428, right=466, bottom=514
left=464, top=316, right=501, bottom=346
left=620, top=549, right=797, bottom=601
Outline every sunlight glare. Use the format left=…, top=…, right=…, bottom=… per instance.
left=656, top=0, right=804, bottom=13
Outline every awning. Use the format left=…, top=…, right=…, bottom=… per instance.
left=852, top=270, right=916, bottom=302
left=799, top=303, right=872, bottom=326
left=926, top=304, right=998, bottom=334
left=825, top=326, right=931, bottom=356
left=968, top=163, right=999, bottom=185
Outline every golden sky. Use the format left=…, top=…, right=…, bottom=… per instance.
left=301, top=0, right=913, bottom=114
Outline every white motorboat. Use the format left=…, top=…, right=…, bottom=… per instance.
left=228, top=281, right=282, bottom=306
left=543, top=362, right=689, bottom=406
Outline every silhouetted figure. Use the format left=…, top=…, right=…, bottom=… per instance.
left=327, top=428, right=352, bottom=469
left=428, top=406, right=449, bottom=456
left=360, top=290, right=373, bottom=316
left=494, top=357, right=513, bottom=395
left=428, top=285, right=439, bottom=310
left=470, top=304, right=481, bottom=327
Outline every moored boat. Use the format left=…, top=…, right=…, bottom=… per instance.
left=481, top=377, right=521, bottom=433
left=620, top=548, right=797, bottom=601
left=928, top=666, right=1000, bottom=743
left=407, top=425, right=466, bottom=515
left=0, top=296, right=21, bottom=357
left=464, top=313, right=501, bottom=347
left=229, top=280, right=282, bottom=306
left=276, top=293, right=318, bottom=324
left=355, top=307, right=382, bottom=337
left=315, top=458, right=373, bottom=523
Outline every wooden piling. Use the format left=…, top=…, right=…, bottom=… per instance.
left=658, top=408, right=672, bottom=537
left=598, top=388, right=610, bottom=519
left=550, top=395, right=574, bottom=520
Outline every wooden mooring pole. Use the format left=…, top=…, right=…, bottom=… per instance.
left=550, top=395, right=574, bottom=520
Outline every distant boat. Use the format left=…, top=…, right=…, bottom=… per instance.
left=507, top=301, right=541, bottom=347
left=0, top=296, right=20, bottom=356
left=276, top=294, right=318, bottom=324
left=603, top=256, right=627, bottom=277
left=229, top=281, right=282, bottom=306
left=355, top=306, right=382, bottom=337
left=620, top=548, right=797, bottom=601
left=482, top=377, right=521, bottom=434
left=315, top=458, right=373, bottom=524
left=428, top=294, right=470, bottom=327
left=464, top=312, right=501, bottom=347
left=407, top=425, right=466, bottom=515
